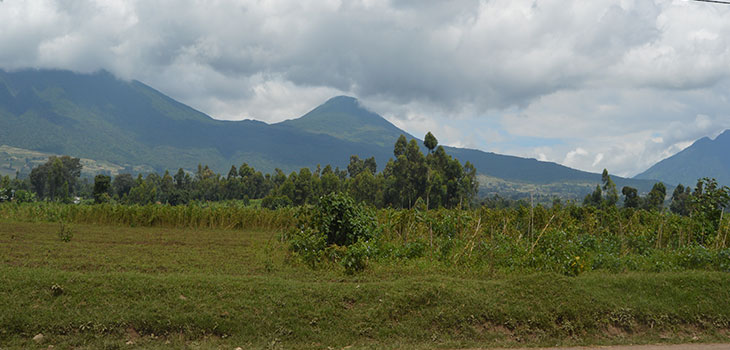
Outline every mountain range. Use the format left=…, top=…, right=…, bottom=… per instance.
left=634, top=130, right=730, bottom=187
left=0, top=68, right=682, bottom=199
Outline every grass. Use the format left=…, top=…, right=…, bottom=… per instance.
left=1, top=221, right=730, bottom=349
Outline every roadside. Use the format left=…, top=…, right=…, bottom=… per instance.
left=481, top=344, right=730, bottom=350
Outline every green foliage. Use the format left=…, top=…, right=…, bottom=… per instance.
left=643, top=182, right=667, bottom=212
left=29, top=156, right=81, bottom=201
left=341, top=240, right=371, bottom=274
left=261, top=194, right=293, bottom=210
left=690, top=177, right=730, bottom=243
left=424, top=131, right=438, bottom=152
left=13, top=189, right=35, bottom=203
left=92, top=174, right=111, bottom=204
left=287, top=192, right=377, bottom=272
left=621, top=186, right=640, bottom=208
left=57, top=222, right=73, bottom=242
left=309, top=192, right=376, bottom=246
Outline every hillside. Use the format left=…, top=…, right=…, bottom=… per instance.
left=0, top=69, right=660, bottom=198
left=634, top=130, right=730, bottom=187
left=0, top=69, right=383, bottom=174
left=278, top=96, right=414, bottom=148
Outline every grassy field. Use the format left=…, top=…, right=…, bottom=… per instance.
left=1, top=220, right=730, bottom=349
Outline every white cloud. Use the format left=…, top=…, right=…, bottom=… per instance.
left=1, top=0, right=730, bottom=177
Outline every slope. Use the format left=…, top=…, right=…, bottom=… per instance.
left=0, top=69, right=383, bottom=174
left=277, top=96, right=415, bottom=147
left=281, top=96, right=657, bottom=193
left=635, top=130, right=730, bottom=186
left=0, top=69, right=659, bottom=197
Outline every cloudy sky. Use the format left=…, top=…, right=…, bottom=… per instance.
left=2, top=0, right=730, bottom=177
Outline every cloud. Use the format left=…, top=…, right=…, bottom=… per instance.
left=1, top=0, right=730, bottom=176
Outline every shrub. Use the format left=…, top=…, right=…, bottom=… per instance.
left=288, top=193, right=377, bottom=273
left=57, top=222, right=73, bottom=242
left=677, top=245, right=713, bottom=270
left=716, top=249, right=730, bottom=272
left=341, top=241, right=372, bottom=275
left=261, top=195, right=292, bottom=210
left=310, top=192, right=376, bottom=246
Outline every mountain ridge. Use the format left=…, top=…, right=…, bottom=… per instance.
left=0, top=68, right=660, bottom=197
left=634, top=129, right=730, bottom=186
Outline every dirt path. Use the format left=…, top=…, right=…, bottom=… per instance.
left=478, top=344, right=730, bottom=350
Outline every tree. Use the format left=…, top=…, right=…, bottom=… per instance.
left=28, top=156, right=82, bottom=201
left=583, top=185, right=602, bottom=207
left=363, top=157, right=377, bottom=175
left=670, top=184, right=692, bottom=216
left=621, top=186, right=640, bottom=208
left=394, top=135, right=408, bottom=157
left=690, top=177, right=730, bottom=242
left=643, top=182, right=666, bottom=212
left=347, top=155, right=365, bottom=178
left=93, top=174, right=112, bottom=203
left=424, top=132, right=438, bottom=153
left=113, top=173, right=135, bottom=199
left=601, top=169, right=618, bottom=207
left=293, top=168, right=313, bottom=205
left=349, top=170, right=378, bottom=205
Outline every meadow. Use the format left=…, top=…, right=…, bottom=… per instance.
left=1, top=201, right=730, bottom=349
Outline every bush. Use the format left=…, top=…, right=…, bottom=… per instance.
left=57, top=222, right=73, bottom=242
left=341, top=241, right=372, bottom=275
left=677, top=245, right=713, bottom=270
left=716, top=249, right=730, bottom=272
left=288, top=193, right=377, bottom=273
left=310, top=192, right=376, bottom=246
left=261, top=195, right=292, bottom=210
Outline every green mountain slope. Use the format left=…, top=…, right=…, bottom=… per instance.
left=279, top=96, right=657, bottom=193
left=0, top=69, right=384, bottom=174
left=0, top=69, right=660, bottom=198
left=278, top=96, right=415, bottom=147
left=634, top=130, right=730, bottom=186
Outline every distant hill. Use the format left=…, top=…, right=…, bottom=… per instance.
left=0, top=68, right=660, bottom=198
left=0, top=69, right=384, bottom=174
left=634, top=130, right=730, bottom=187
left=278, top=96, right=414, bottom=148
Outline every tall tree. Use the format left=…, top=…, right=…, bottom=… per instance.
left=93, top=174, right=112, bottom=203
left=424, top=132, right=438, bottom=153
left=601, top=169, right=619, bottom=207
left=670, top=184, right=692, bottom=216
left=621, top=186, right=640, bottom=208
left=643, top=182, right=667, bottom=212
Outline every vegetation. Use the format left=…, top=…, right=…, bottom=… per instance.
left=1, top=132, right=479, bottom=210
left=1, top=217, right=730, bottom=349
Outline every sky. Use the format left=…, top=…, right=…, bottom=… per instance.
left=1, top=0, right=730, bottom=177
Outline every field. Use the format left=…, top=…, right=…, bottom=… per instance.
left=1, top=204, right=730, bottom=349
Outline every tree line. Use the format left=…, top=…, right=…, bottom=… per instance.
left=0, top=133, right=479, bottom=209
left=2, top=134, right=728, bottom=219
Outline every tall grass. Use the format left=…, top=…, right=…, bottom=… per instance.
left=3, top=202, right=729, bottom=274
left=0, top=202, right=296, bottom=231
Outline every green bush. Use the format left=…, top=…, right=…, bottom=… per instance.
left=288, top=193, right=377, bottom=273
left=677, top=245, right=713, bottom=270
left=716, top=249, right=730, bottom=272
left=261, top=194, right=292, bottom=210
left=57, top=222, right=73, bottom=242
left=341, top=241, right=372, bottom=275
left=310, top=192, right=376, bottom=246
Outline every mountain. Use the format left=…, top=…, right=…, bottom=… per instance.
left=274, top=95, right=655, bottom=193
left=0, top=69, right=384, bottom=174
left=278, top=96, right=414, bottom=147
left=0, top=68, right=659, bottom=199
left=634, top=130, right=730, bottom=187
